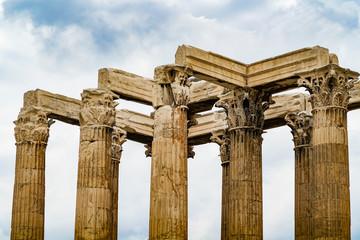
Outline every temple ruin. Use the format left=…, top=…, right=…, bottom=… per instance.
left=11, top=45, right=360, bottom=240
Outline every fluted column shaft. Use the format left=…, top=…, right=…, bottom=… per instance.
left=11, top=107, right=50, bottom=240
left=110, top=127, right=126, bottom=240
left=286, top=112, right=313, bottom=240
left=149, top=105, right=188, bottom=239
left=216, top=88, right=272, bottom=240
left=229, top=128, right=263, bottom=239
left=149, top=64, right=192, bottom=240
left=298, top=64, right=358, bottom=240
left=74, top=89, right=118, bottom=240
left=312, top=107, right=350, bottom=239
left=210, top=133, right=230, bottom=240
left=295, top=146, right=312, bottom=240
left=221, top=163, right=230, bottom=240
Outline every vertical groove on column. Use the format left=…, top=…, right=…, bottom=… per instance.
left=74, top=89, right=117, bottom=240
left=11, top=107, right=49, bottom=240
left=215, top=87, right=271, bottom=240
left=312, top=107, right=350, bottom=240
left=149, top=106, right=188, bottom=240
left=221, top=162, right=230, bottom=240
left=75, top=127, right=113, bottom=239
left=12, top=143, right=46, bottom=240
left=110, top=157, right=120, bottom=240
left=294, top=146, right=312, bottom=240
left=229, top=129, right=262, bottom=240
left=286, top=112, right=313, bottom=240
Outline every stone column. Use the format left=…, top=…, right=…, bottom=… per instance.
left=11, top=106, right=51, bottom=240
left=216, top=87, right=272, bottom=240
left=149, top=64, right=192, bottom=240
left=285, top=112, right=313, bottom=240
left=210, top=131, right=230, bottom=240
left=298, top=65, right=358, bottom=239
left=74, top=89, right=118, bottom=240
left=110, top=127, right=126, bottom=240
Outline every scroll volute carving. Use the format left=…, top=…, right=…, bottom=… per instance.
left=285, top=112, right=313, bottom=146
left=210, top=131, right=230, bottom=165
left=80, top=88, right=118, bottom=127
left=112, top=127, right=127, bottom=162
left=14, top=106, right=50, bottom=144
left=216, top=87, right=273, bottom=129
left=298, top=64, right=359, bottom=109
left=153, top=64, right=193, bottom=108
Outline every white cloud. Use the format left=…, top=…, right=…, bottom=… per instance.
left=274, top=0, right=298, bottom=8
left=0, top=0, right=4, bottom=14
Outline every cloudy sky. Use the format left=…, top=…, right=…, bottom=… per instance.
left=1, top=0, right=360, bottom=239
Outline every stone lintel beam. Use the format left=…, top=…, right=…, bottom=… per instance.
left=22, top=84, right=360, bottom=145
left=175, top=45, right=248, bottom=89
left=188, top=81, right=226, bottom=113
left=115, top=109, right=153, bottom=144
left=247, top=46, right=330, bottom=92
left=98, top=68, right=154, bottom=105
left=175, top=45, right=332, bottom=93
left=188, top=111, right=228, bottom=145
left=23, top=89, right=81, bottom=125
left=263, top=93, right=311, bottom=129
left=21, top=89, right=311, bottom=145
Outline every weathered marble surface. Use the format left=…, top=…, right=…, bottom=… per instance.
left=11, top=45, right=360, bottom=240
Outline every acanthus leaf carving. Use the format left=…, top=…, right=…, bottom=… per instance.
left=80, top=88, right=118, bottom=127
left=210, top=131, right=230, bottom=165
left=111, top=127, right=127, bottom=162
left=215, top=87, right=273, bottom=130
left=14, top=106, right=50, bottom=144
left=153, top=64, right=193, bottom=108
left=285, top=112, right=313, bottom=147
left=297, top=64, right=359, bottom=109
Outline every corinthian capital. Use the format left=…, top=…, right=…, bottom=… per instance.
left=152, top=64, right=193, bottom=108
left=297, top=64, right=359, bottom=109
left=285, top=112, right=313, bottom=147
left=14, top=106, right=50, bottom=144
left=80, top=88, right=118, bottom=127
left=215, top=87, right=273, bottom=129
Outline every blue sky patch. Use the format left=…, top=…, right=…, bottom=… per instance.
left=3, top=0, right=86, bottom=26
